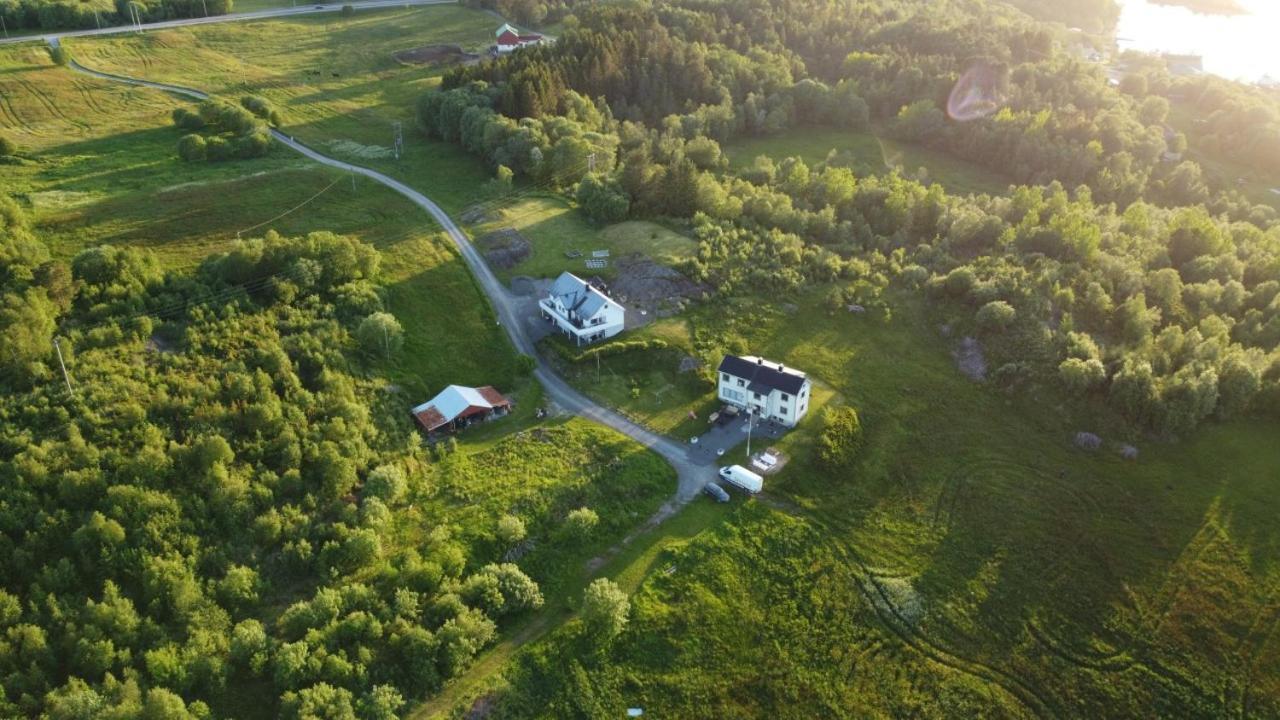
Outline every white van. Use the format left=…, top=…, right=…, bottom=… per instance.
left=718, top=465, right=763, bottom=494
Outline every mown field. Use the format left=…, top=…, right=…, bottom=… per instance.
left=63, top=4, right=497, bottom=212
left=473, top=195, right=697, bottom=283
left=486, top=288, right=1280, bottom=718
left=724, top=127, right=1015, bottom=197
left=0, top=38, right=515, bottom=396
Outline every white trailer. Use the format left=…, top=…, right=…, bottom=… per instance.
left=718, top=465, right=763, bottom=494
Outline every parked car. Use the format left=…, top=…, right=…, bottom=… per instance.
left=703, top=482, right=730, bottom=503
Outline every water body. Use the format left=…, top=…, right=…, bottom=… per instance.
left=1115, top=0, right=1280, bottom=83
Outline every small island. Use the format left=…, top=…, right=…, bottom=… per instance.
left=1151, top=0, right=1247, bottom=15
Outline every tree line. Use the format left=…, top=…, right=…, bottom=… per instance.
left=0, top=0, right=232, bottom=33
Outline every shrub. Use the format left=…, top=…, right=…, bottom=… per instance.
left=364, top=464, right=406, bottom=504
left=564, top=507, right=599, bottom=539
left=177, top=133, right=207, bottom=162
left=172, top=108, right=205, bottom=131
left=48, top=45, right=69, bottom=66
left=496, top=514, right=526, bottom=545
left=817, top=406, right=863, bottom=472
left=340, top=4, right=354, bottom=17
left=0, top=135, right=16, bottom=157
left=976, top=300, right=1017, bottom=332
left=581, top=578, right=629, bottom=642
left=356, top=312, right=404, bottom=358
left=1058, top=357, right=1106, bottom=392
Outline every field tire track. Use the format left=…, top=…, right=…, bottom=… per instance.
left=0, top=83, right=35, bottom=132
left=16, top=78, right=91, bottom=133
left=1027, top=619, right=1135, bottom=672
left=855, top=570, right=1056, bottom=719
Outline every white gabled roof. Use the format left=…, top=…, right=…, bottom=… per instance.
left=548, top=271, right=622, bottom=318
left=413, top=385, right=490, bottom=421
left=496, top=23, right=518, bottom=38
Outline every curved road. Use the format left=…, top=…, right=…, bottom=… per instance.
left=63, top=53, right=710, bottom=503
left=1, top=0, right=452, bottom=46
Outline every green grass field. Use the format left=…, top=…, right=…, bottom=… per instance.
left=488, top=288, right=1280, bottom=717
left=0, top=39, right=515, bottom=394
left=471, top=195, right=697, bottom=283
left=724, top=127, right=1015, bottom=197
left=62, top=4, right=498, bottom=212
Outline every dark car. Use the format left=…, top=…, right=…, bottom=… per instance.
left=703, top=482, right=730, bottom=503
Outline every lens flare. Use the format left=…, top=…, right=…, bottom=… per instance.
left=947, top=60, right=1007, bottom=122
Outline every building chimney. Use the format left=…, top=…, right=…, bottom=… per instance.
left=757, top=357, right=763, bottom=365
left=778, top=363, right=784, bottom=371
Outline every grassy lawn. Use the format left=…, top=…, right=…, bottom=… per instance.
left=472, top=195, right=697, bottom=283
left=479, top=287, right=1280, bottom=717
left=724, top=127, right=1015, bottom=197
left=64, top=4, right=497, bottom=212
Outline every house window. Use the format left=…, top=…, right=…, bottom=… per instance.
left=737, top=379, right=745, bottom=387
left=721, top=373, right=729, bottom=382
left=780, top=406, right=788, bottom=415
left=753, top=392, right=762, bottom=401
left=781, top=393, right=790, bottom=402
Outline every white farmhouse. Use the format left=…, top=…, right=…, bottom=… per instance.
left=539, top=272, right=625, bottom=346
left=717, top=355, right=811, bottom=427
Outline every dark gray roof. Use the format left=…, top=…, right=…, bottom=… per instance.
left=718, top=355, right=806, bottom=395
left=548, top=271, right=620, bottom=318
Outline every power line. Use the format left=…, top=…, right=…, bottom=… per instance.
left=236, top=175, right=344, bottom=238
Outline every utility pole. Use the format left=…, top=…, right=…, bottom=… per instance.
left=746, top=409, right=754, bottom=458
left=392, top=121, right=403, bottom=160
left=350, top=171, right=356, bottom=192
left=587, top=152, right=595, bottom=174
left=94, top=10, right=101, bottom=29
left=201, top=0, right=209, bottom=17
left=0, top=15, right=7, bottom=39
left=53, top=338, right=74, bottom=397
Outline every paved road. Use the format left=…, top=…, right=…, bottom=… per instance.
left=1, top=0, right=453, bottom=46
left=65, top=55, right=711, bottom=502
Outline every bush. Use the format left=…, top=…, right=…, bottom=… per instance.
left=581, top=578, right=629, bottom=642
left=356, top=312, right=404, bottom=358
left=0, top=135, right=16, bottom=157
left=817, top=406, right=863, bottom=472
left=364, top=464, right=406, bottom=504
left=975, top=300, right=1017, bottom=332
left=48, top=45, right=69, bottom=66
left=177, top=133, right=207, bottom=162
left=564, top=507, right=599, bottom=539
left=496, top=515, right=526, bottom=545
left=340, top=4, right=354, bottom=17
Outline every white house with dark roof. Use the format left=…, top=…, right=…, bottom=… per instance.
left=539, top=271, right=625, bottom=345
left=717, top=355, right=811, bottom=427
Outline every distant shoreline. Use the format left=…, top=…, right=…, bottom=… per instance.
left=1149, top=0, right=1247, bottom=15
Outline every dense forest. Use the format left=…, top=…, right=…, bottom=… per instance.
left=419, top=0, right=1280, bottom=437
left=0, top=196, right=672, bottom=716
left=0, top=0, right=232, bottom=33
